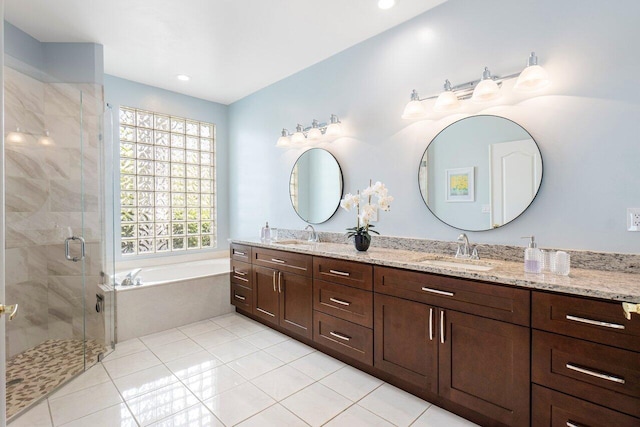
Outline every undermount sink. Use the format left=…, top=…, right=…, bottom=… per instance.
left=412, top=254, right=497, bottom=272
left=274, top=239, right=315, bottom=246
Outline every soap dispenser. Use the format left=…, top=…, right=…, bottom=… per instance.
left=261, top=222, right=271, bottom=242
left=522, top=236, right=541, bottom=274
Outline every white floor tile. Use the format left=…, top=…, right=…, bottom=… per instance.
left=236, top=403, right=308, bottom=427
left=223, top=321, right=266, bottom=337
left=103, top=349, right=162, bottom=379
left=289, top=351, right=345, bottom=380
left=190, top=328, right=238, bottom=348
left=203, top=382, right=276, bottom=426
left=148, top=403, right=223, bottom=427
left=182, top=365, right=247, bottom=401
left=359, top=384, right=430, bottom=426
left=242, top=329, right=290, bottom=349
left=165, top=350, right=223, bottom=380
left=263, top=339, right=315, bottom=363
left=57, top=403, right=137, bottom=427
left=8, top=401, right=52, bottom=427
left=281, top=383, right=352, bottom=427
left=49, top=381, right=123, bottom=426
left=210, top=313, right=246, bottom=327
left=251, top=365, right=315, bottom=401
left=320, top=365, right=383, bottom=401
left=126, top=382, right=199, bottom=426
left=103, top=338, right=148, bottom=362
left=178, top=319, right=222, bottom=337
left=113, top=364, right=179, bottom=400
left=411, top=405, right=479, bottom=426
left=226, top=350, right=284, bottom=380
left=325, top=404, right=394, bottom=427
left=206, top=338, right=260, bottom=363
left=151, top=338, right=204, bottom=363
left=140, top=329, right=188, bottom=350
left=50, top=364, right=111, bottom=399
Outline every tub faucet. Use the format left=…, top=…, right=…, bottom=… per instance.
left=305, top=225, right=319, bottom=242
left=121, top=268, right=142, bottom=286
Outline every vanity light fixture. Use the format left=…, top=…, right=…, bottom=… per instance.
left=38, top=130, right=55, bottom=146
left=275, top=114, right=342, bottom=147
left=5, top=127, right=26, bottom=143
left=402, top=51, right=550, bottom=119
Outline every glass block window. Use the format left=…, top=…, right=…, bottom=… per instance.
left=119, top=107, right=216, bottom=256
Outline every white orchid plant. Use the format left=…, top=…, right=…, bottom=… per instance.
left=340, top=180, right=394, bottom=239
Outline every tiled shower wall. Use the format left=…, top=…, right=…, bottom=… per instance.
left=4, top=66, right=105, bottom=359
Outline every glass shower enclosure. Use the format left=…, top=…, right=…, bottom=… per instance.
left=3, top=55, right=115, bottom=420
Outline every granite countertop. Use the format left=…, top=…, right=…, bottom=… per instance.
left=232, top=238, right=640, bottom=303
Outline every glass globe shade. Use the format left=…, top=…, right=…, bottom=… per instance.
left=471, top=79, right=500, bottom=103
left=307, top=127, right=323, bottom=141
left=325, top=123, right=341, bottom=139
left=401, top=100, right=427, bottom=119
left=276, top=135, right=290, bottom=147
left=290, top=131, right=306, bottom=145
left=434, top=91, right=461, bottom=112
left=514, top=65, right=550, bottom=92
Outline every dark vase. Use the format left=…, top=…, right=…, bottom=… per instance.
left=354, top=233, right=371, bottom=252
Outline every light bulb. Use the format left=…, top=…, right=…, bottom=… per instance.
left=515, top=53, right=549, bottom=92
left=471, top=67, right=500, bottom=103
left=433, top=80, right=461, bottom=112
left=378, top=0, right=396, bottom=9
left=6, top=128, right=25, bottom=143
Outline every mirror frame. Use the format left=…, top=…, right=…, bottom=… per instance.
left=289, top=148, right=344, bottom=224
left=418, top=115, right=544, bottom=232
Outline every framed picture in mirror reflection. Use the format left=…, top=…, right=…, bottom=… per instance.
left=446, top=167, right=475, bottom=202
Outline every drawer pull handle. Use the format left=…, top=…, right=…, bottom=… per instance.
left=329, top=297, right=351, bottom=306
left=440, top=310, right=445, bottom=344
left=278, top=271, right=282, bottom=293
left=422, top=287, right=455, bottom=297
left=566, top=314, right=625, bottom=330
left=272, top=271, right=277, bottom=292
left=233, top=276, right=249, bottom=282
left=329, top=331, right=351, bottom=341
left=234, top=294, right=246, bottom=301
left=271, top=258, right=286, bottom=264
left=256, top=308, right=275, bottom=317
left=429, top=308, right=434, bottom=341
left=565, top=363, right=626, bottom=384
left=234, top=270, right=247, bottom=276
left=566, top=422, right=584, bottom=427
left=234, top=251, right=246, bottom=256
left=329, top=269, right=350, bottom=277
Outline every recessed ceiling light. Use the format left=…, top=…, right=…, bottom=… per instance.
left=378, top=0, right=396, bottom=10
left=176, top=74, right=190, bottom=81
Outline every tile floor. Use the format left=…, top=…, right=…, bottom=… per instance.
left=8, top=312, right=478, bottom=427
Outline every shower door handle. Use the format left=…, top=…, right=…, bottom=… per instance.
left=65, top=236, right=86, bottom=262
left=0, top=303, right=19, bottom=321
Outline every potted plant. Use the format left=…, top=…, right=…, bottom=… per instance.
left=340, top=180, right=393, bottom=251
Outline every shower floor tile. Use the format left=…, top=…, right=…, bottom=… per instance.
left=6, top=339, right=107, bottom=419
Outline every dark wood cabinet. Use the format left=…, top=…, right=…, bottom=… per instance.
left=314, top=311, right=373, bottom=365
left=253, top=265, right=280, bottom=325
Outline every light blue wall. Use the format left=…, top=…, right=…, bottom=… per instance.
left=103, top=75, right=230, bottom=253
left=229, top=0, right=640, bottom=253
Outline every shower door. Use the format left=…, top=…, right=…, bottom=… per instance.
left=3, top=57, right=109, bottom=420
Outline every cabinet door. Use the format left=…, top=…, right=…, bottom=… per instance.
left=439, top=309, right=530, bottom=427
left=253, top=265, right=279, bottom=325
left=279, top=271, right=312, bottom=339
left=374, top=294, right=437, bottom=393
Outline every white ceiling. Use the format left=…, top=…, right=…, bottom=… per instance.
left=5, top=0, right=447, bottom=105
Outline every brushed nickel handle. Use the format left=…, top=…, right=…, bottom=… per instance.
left=566, top=422, right=583, bottom=427
left=422, top=287, right=455, bottom=297
left=440, top=310, right=445, bottom=344
left=234, top=294, right=246, bottom=301
left=429, top=308, right=434, bottom=341
left=272, top=271, right=276, bottom=292
left=329, top=269, right=350, bottom=277
left=278, top=271, right=282, bottom=293
left=329, top=297, right=351, bottom=306
left=234, top=251, right=246, bottom=256
left=234, top=270, right=247, bottom=276
left=65, top=236, right=86, bottom=262
left=271, top=258, right=286, bottom=264
left=0, top=304, right=19, bottom=321
left=566, top=314, right=625, bottom=330
left=233, top=275, right=249, bottom=282
left=566, top=363, right=625, bottom=384
left=329, top=331, right=351, bottom=341
left=256, top=308, right=275, bottom=317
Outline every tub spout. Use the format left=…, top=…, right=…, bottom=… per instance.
left=121, top=268, right=142, bottom=286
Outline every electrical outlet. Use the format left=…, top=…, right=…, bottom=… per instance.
left=627, top=208, right=640, bottom=231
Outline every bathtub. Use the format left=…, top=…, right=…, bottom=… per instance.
left=115, top=258, right=234, bottom=341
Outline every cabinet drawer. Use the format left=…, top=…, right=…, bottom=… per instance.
left=532, top=330, right=640, bottom=418
left=374, top=266, right=530, bottom=326
left=230, top=244, right=252, bottom=262
left=533, top=292, right=640, bottom=352
left=532, top=384, right=639, bottom=427
left=314, top=280, right=373, bottom=328
left=314, top=257, right=373, bottom=291
left=253, top=248, right=312, bottom=277
left=313, top=311, right=373, bottom=366
left=231, top=283, right=252, bottom=312
left=231, top=260, right=252, bottom=289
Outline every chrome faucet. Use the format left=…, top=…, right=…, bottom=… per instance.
left=304, top=225, right=319, bottom=242
left=120, top=268, right=142, bottom=286
left=455, top=233, right=480, bottom=260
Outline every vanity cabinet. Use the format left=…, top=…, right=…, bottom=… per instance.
left=230, top=259, right=253, bottom=311
left=532, top=291, right=640, bottom=425
left=374, top=267, right=530, bottom=427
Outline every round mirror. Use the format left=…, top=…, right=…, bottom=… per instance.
left=419, top=115, right=543, bottom=231
left=290, top=148, right=343, bottom=224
